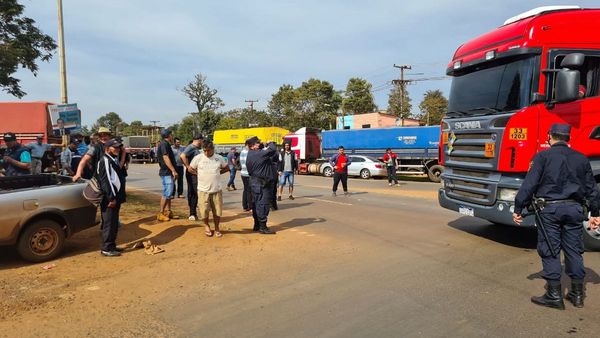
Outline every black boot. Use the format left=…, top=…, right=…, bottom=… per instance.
left=259, top=225, right=276, bottom=235
left=531, top=282, right=565, bottom=310
left=566, top=281, right=585, bottom=308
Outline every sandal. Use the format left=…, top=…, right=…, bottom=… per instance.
left=214, top=231, right=223, bottom=238
left=204, top=228, right=213, bottom=237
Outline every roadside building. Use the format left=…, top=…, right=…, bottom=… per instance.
left=336, top=111, right=420, bottom=129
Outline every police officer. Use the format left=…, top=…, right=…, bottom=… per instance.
left=2, top=132, right=32, bottom=176
left=513, top=123, right=600, bottom=310
left=245, top=137, right=276, bottom=235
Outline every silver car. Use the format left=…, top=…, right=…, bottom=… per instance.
left=321, top=155, right=387, bottom=179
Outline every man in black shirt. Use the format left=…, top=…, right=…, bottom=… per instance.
left=156, top=129, right=178, bottom=222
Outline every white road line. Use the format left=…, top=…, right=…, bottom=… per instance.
left=304, top=197, right=353, bottom=206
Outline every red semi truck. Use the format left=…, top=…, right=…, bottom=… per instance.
left=438, top=6, right=600, bottom=250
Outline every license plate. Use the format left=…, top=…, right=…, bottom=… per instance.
left=459, top=206, right=474, bottom=217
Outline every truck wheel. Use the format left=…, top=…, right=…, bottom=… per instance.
left=427, top=165, right=444, bottom=183
left=583, top=217, right=600, bottom=251
left=322, top=166, right=333, bottom=177
left=17, top=220, right=65, bottom=262
left=360, top=169, right=371, bottom=179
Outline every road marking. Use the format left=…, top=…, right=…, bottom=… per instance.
left=304, top=197, right=353, bottom=206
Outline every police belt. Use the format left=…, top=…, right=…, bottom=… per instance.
left=543, top=199, right=580, bottom=205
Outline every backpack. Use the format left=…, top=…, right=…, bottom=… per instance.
left=82, top=162, right=103, bottom=207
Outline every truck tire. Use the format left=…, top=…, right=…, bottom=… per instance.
left=583, top=215, right=600, bottom=251
left=427, top=165, right=444, bottom=183
left=17, top=219, right=65, bottom=262
left=360, top=169, right=371, bottom=179
left=322, top=166, right=333, bottom=177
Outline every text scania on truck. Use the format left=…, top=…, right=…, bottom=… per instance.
left=437, top=6, right=600, bottom=250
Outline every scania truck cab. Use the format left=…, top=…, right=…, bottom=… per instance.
left=438, top=6, right=600, bottom=250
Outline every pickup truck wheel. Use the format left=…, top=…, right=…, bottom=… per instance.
left=17, top=220, right=65, bottom=262
left=427, top=165, right=444, bottom=183
left=322, top=166, right=333, bottom=177
left=360, top=169, right=371, bottom=179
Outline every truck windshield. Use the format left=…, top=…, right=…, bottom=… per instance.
left=448, top=56, right=535, bottom=116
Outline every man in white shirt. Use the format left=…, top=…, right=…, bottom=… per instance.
left=189, top=141, right=229, bottom=237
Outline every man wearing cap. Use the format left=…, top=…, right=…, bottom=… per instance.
left=180, top=134, right=204, bottom=221
left=26, top=135, right=63, bottom=174
left=513, top=123, right=600, bottom=310
left=2, top=132, right=32, bottom=176
left=60, top=139, right=79, bottom=176
left=97, top=138, right=127, bottom=257
left=156, top=129, right=178, bottom=221
left=72, top=127, right=122, bottom=182
left=245, top=137, right=276, bottom=234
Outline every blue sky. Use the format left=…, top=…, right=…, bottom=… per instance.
left=2, top=1, right=598, bottom=127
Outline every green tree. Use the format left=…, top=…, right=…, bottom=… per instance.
left=295, top=78, right=341, bottom=130
left=342, top=78, right=376, bottom=115
left=387, top=84, right=412, bottom=125
left=0, top=0, right=57, bottom=98
left=181, top=73, right=224, bottom=135
left=92, top=112, right=123, bottom=134
left=121, top=120, right=144, bottom=136
left=267, top=84, right=296, bottom=128
left=417, top=90, right=448, bottom=125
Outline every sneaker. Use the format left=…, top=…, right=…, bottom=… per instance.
left=389, top=183, right=392, bottom=186
left=332, top=192, right=337, bottom=197
left=188, top=215, right=197, bottom=221
left=289, top=195, right=295, bottom=200
left=232, top=186, right=237, bottom=191
left=157, top=213, right=170, bottom=222
left=396, top=183, right=401, bottom=187
left=178, top=195, right=184, bottom=199
left=167, top=210, right=174, bottom=219
left=101, top=250, right=121, bottom=257
left=344, top=191, right=350, bottom=196
left=277, top=196, right=282, bottom=201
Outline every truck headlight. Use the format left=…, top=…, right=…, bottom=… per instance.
left=498, top=188, right=518, bottom=202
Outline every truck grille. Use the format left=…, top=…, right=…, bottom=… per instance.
left=444, top=132, right=498, bottom=205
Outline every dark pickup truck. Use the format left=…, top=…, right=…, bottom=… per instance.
left=0, top=174, right=97, bottom=262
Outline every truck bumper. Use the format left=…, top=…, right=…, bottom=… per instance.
left=438, top=188, right=534, bottom=226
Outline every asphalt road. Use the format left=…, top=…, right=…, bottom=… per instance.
left=127, top=164, right=600, bottom=337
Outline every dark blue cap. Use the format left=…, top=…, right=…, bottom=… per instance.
left=105, top=138, right=122, bottom=148
left=549, top=123, right=571, bottom=136
left=160, top=129, right=172, bottom=138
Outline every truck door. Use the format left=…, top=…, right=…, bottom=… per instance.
left=542, top=50, right=600, bottom=157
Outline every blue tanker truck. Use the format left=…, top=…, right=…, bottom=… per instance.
left=284, top=126, right=443, bottom=182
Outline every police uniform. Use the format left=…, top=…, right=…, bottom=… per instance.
left=514, top=124, right=600, bottom=309
left=245, top=139, right=276, bottom=234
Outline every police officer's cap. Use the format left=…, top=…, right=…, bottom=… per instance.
left=247, top=136, right=260, bottom=145
left=2, top=132, right=16, bottom=142
left=549, top=123, right=571, bottom=136
left=160, top=129, right=172, bottom=138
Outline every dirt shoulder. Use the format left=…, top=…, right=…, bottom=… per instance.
left=0, top=190, right=333, bottom=337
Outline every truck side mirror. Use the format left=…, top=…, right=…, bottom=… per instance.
left=560, top=53, right=585, bottom=68
left=555, top=70, right=580, bottom=103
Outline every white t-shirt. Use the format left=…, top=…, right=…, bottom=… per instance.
left=190, top=153, right=228, bottom=193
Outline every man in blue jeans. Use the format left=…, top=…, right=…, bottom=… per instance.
left=156, top=129, right=178, bottom=222
left=226, top=147, right=238, bottom=191
left=277, top=142, right=298, bottom=201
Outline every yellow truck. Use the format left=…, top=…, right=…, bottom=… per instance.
left=213, top=127, right=289, bottom=154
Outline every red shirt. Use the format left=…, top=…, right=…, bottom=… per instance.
left=335, top=155, right=348, bottom=173
left=383, top=153, right=397, bottom=166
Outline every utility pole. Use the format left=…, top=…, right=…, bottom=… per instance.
left=57, top=0, right=68, bottom=104
left=393, top=64, right=412, bottom=126
left=245, top=99, right=258, bottom=113
left=150, top=120, right=160, bottom=143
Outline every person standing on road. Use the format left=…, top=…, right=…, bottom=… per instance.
left=190, top=141, right=229, bottom=238
left=270, top=147, right=279, bottom=211
left=97, top=138, right=127, bottom=257
left=240, top=140, right=253, bottom=211
left=330, top=146, right=351, bottom=196
left=26, top=135, right=62, bottom=174
left=246, top=137, right=277, bottom=234
left=277, top=142, right=298, bottom=201
left=513, top=124, right=600, bottom=310
left=383, top=148, right=399, bottom=186
left=156, top=129, right=178, bottom=222
left=226, top=147, right=238, bottom=191
left=181, top=134, right=204, bottom=221
left=171, top=137, right=185, bottom=198
left=1, top=132, right=31, bottom=176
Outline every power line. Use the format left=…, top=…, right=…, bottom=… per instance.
left=245, top=99, right=259, bottom=113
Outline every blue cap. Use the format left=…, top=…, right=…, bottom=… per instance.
left=160, top=129, right=172, bottom=138
left=549, top=123, right=571, bottom=136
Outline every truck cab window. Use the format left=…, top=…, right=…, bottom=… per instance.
left=551, top=54, right=600, bottom=100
